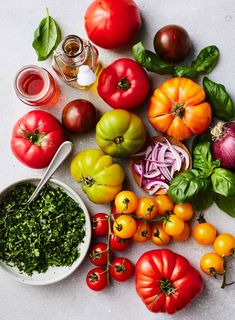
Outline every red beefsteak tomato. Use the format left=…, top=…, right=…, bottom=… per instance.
left=135, top=249, right=203, bottom=314
left=11, top=110, right=66, bottom=168
left=98, top=58, right=150, bottom=110
left=84, top=0, right=141, bottom=49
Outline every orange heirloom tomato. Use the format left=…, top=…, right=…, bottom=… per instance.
left=173, top=203, right=194, bottom=221
left=200, top=253, right=223, bottom=276
left=173, top=223, right=191, bottom=241
left=148, top=77, right=212, bottom=141
left=213, top=233, right=235, bottom=257
left=132, top=221, right=152, bottom=242
left=135, top=197, right=158, bottom=220
left=151, top=224, right=171, bottom=246
left=163, top=214, right=185, bottom=237
left=115, top=190, right=138, bottom=214
left=193, top=223, right=216, bottom=245
left=113, top=215, right=137, bottom=239
left=154, top=194, right=174, bottom=215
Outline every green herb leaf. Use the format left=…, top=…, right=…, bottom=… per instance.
left=32, top=8, right=61, bottom=61
left=174, top=45, right=219, bottom=77
left=168, top=169, right=211, bottom=203
left=203, top=77, right=235, bottom=121
left=211, top=168, right=235, bottom=197
left=132, top=42, right=174, bottom=75
left=193, top=141, right=220, bottom=175
left=190, top=188, right=214, bottom=211
left=214, top=194, right=235, bottom=218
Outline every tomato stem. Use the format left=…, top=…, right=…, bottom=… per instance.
left=221, top=256, right=235, bottom=289
left=173, top=103, right=185, bottom=118
left=18, top=125, right=47, bottom=146
left=117, top=77, right=131, bottom=90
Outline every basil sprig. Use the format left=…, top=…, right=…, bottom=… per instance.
left=32, top=8, right=61, bottom=61
left=168, top=141, right=235, bottom=217
left=203, top=77, right=235, bottom=121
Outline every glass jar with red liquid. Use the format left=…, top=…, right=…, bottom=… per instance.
left=14, top=65, right=57, bottom=107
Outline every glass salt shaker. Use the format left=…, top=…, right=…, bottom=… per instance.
left=52, top=35, right=99, bottom=90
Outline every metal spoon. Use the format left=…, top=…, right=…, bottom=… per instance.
left=4, top=141, right=73, bottom=216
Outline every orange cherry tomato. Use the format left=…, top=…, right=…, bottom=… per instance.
left=148, top=77, right=212, bottom=141
left=163, top=214, right=185, bottom=237
left=135, top=197, right=158, bottom=220
left=173, top=223, right=191, bottom=241
left=153, top=194, right=174, bottom=215
left=193, top=223, right=216, bottom=245
left=132, top=220, right=152, bottom=243
left=151, top=224, right=171, bottom=246
left=113, top=215, right=137, bottom=239
left=213, top=233, right=235, bottom=257
left=115, top=191, right=138, bottom=214
left=173, top=203, right=193, bottom=221
left=200, top=253, right=223, bottom=276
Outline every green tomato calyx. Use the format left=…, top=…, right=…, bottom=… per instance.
left=117, top=77, right=131, bottom=90
left=83, top=176, right=95, bottom=187
left=114, top=136, right=124, bottom=144
left=173, top=103, right=185, bottom=118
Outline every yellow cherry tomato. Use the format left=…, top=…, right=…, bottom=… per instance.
left=151, top=224, right=171, bottom=246
left=113, top=215, right=137, bottom=238
left=154, top=194, right=174, bottom=215
left=132, top=220, right=152, bottom=243
left=173, top=203, right=194, bottom=221
left=163, top=214, right=185, bottom=237
left=173, top=223, right=191, bottom=241
left=115, top=191, right=138, bottom=214
left=193, top=223, right=216, bottom=245
left=200, top=252, right=223, bottom=276
left=213, top=233, right=235, bottom=257
left=135, top=197, right=158, bottom=220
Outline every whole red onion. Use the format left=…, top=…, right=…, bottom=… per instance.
left=211, top=121, right=235, bottom=171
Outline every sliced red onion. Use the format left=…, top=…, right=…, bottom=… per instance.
left=172, top=145, right=190, bottom=170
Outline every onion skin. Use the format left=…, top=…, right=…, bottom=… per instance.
left=212, top=122, right=235, bottom=171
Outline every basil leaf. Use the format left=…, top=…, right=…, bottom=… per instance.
left=32, top=8, right=61, bottom=61
left=132, top=42, right=174, bottom=75
left=190, top=188, right=214, bottom=211
left=203, top=77, right=235, bottom=121
left=211, top=168, right=235, bottom=196
left=214, top=194, right=235, bottom=218
left=174, top=45, right=219, bottom=77
left=168, top=169, right=211, bottom=203
left=193, top=141, right=220, bottom=175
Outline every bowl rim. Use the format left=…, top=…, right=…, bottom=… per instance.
left=0, top=177, right=91, bottom=286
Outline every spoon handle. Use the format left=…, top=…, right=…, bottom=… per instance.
left=27, top=141, right=73, bottom=204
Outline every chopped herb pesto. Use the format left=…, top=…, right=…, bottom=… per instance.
left=0, top=183, right=86, bottom=276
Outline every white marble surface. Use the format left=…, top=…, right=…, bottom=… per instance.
left=0, top=0, right=235, bottom=319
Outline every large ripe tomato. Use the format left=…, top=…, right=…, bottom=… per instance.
left=135, top=249, right=204, bottom=314
left=148, top=77, right=212, bottom=141
left=84, top=0, right=141, bottom=49
left=92, top=213, right=109, bottom=237
left=96, top=109, right=147, bottom=158
left=71, top=148, right=125, bottom=204
left=97, top=59, right=150, bottom=110
left=11, top=110, right=66, bottom=168
left=110, top=257, right=134, bottom=282
left=86, top=267, right=108, bottom=291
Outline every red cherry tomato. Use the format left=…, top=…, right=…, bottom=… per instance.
left=109, top=257, right=134, bottom=282
left=86, top=267, right=108, bottom=291
left=84, top=0, right=141, bottom=49
left=92, top=213, right=109, bottom=237
left=89, top=243, right=112, bottom=266
left=109, top=232, right=131, bottom=251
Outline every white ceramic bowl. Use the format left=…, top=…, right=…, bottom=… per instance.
left=0, top=177, right=91, bottom=286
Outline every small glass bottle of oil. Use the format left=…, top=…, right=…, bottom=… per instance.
left=52, top=35, right=99, bottom=90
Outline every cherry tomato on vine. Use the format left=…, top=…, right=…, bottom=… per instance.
left=86, top=267, right=108, bottom=291
left=115, top=190, right=138, bottom=214
left=163, top=214, right=185, bottom=237
left=151, top=224, right=171, bottom=246
left=92, top=213, right=109, bottom=237
left=200, top=253, right=223, bottom=276
left=113, top=215, right=137, bottom=239
left=213, top=233, right=235, bottom=257
left=89, top=243, right=112, bottom=266
left=173, top=223, right=191, bottom=242
left=173, top=203, right=193, bottom=221
left=153, top=194, right=174, bottom=215
left=193, top=223, right=217, bottom=245
left=109, top=257, right=134, bottom=282
left=109, top=232, right=131, bottom=251
left=135, top=197, right=158, bottom=220
left=132, top=220, right=152, bottom=242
